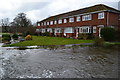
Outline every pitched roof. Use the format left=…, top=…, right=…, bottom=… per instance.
left=38, top=4, right=120, bottom=22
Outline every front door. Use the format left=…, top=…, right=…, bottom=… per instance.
left=76, top=28, right=79, bottom=38
left=99, top=27, right=101, bottom=38
left=98, top=25, right=104, bottom=38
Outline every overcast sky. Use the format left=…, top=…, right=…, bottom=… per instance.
left=0, top=0, right=120, bottom=24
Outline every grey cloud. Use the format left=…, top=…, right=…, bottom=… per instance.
left=17, top=2, right=50, bottom=12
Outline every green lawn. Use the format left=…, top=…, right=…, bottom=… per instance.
left=105, top=42, right=120, bottom=45
left=5, top=36, right=93, bottom=47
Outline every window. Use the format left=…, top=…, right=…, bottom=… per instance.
left=42, top=29, right=45, bottom=33
left=55, top=28, right=61, bottom=33
left=93, top=26, right=96, bottom=33
left=76, top=16, right=80, bottom=22
left=36, top=29, right=40, bottom=32
left=44, top=22, right=46, bottom=26
left=82, top=15, right=91, bottom=21
left=37, top=23, right=40, bottom=26
left=64, top=27, right=74, bottom=33
left=69, top=17, right=74, bottom=22
left=47, top=28, right=52, bottom=33
left=64, top=19, right=67, bottom=23
left=50, top=21, right=53, bottom=25
left=80, top=26, right=91, bottom=33
left=47, top=22, right=49, bottom=25
left=54, top=20, right=57, bottom=24
left=58, top=19, right=62, bottom=24
left=41, top=23, right=43, bottom=26
left=98, top=12, right=104, bottom=19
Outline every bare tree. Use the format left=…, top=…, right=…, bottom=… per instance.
left=0, top=18, right=10, bottom=32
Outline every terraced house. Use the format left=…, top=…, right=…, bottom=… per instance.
left=36, top=4, right=120, bottom=38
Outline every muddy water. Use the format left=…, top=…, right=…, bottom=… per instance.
left=0, top=44, right=119, bottom=79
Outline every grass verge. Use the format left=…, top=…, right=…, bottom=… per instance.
left=4, top=36, right=93, bottom=47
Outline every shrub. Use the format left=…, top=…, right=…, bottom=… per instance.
left=87, top=33, right=94, bottom=39
left=115, top=30, right=120, bottom=41
left=94, top=37, right=104, bottom=46
left=100, top=27, right=116, bottom=41
left=26, top=31, right=31, bottom=35
left=23, top=31, right=31, bottom=37
left=12, top=34, right=18, bottom=40
left=78, top=33, right=88, bottom=40
left=25, top=35, right=32, bottom=40
left=42, top=32, right=50, bottom=36
left=2, top=34, right=11, bottom=41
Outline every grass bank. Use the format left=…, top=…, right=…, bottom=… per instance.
left=4, top=36, right=93, bottom=47
left=105, top=42, right=120, bottom=45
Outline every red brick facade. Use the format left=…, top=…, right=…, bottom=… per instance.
left=36, top=4, right=120, bottom=38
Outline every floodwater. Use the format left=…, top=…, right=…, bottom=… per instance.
left=0, top=43, right=119, bottom=79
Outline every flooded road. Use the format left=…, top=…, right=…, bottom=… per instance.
left=0, top=43, right=119, bottom=79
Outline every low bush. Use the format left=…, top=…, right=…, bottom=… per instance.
left=100, top=27, right=116, bottom=41
left=23, top=31, right=31, bottom=37
left=42, top=32, right=50, bottom=36
left=94, top=37, right=104, bottom=46
left=2, top=34, right=11, bottom=41
left=12, top=34, right=18, bottom=40
left=25, top=35, right=32, bottom=40
left=87, top=33, right=94, bottom=39
left=78, top=33, right=88, bottom=40
left=78, top=33, right=94, bottom=40
left=115, top=30, right=120, bottom=41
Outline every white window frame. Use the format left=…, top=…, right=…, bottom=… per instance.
left=98, top=12, right=104, bottom=19
left=58, top=19, right=62, bottom=24
left=69, top=17, right=74, bottom=22
left=64, top=27, right=74, bottom=33
left=79, top=26, right=91, bottom=33
left=37, top=23, right=40, bottom=26
left=44, top=22, right=46, bottom=26
left=47, top=28, right=52, bottom=33
left=50, top=21, right=53, bottom=25
left=42, top=29, right=46, bottom=33
left=93, top=26, right=96, bottom=33
left=76, top=16, right=80, bottom=22
left=82, top=14, right=91, bottom=21
left=41, top=23, right=43, bottom=26
left=36, top=29, right=40, bottom=32
left=64, top=19, right=67, bottom=23
left=54, top=20, right=57, bottom=24
left=47, top=22, right=49, bottom=25
left=55, top=28, right=61, bottom=33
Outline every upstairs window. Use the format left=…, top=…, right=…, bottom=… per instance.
left=64, top=19, right=67, bottom=23
left=98, top=12, right=104, bottom=19
left=41, top=23, right=43, bottom=26
left=76, top=16, right=80, bottom=22
left=54, top=20, right=57, bottom=24
left=37, top=23, right=40, bottom=26
left=58, top=19, right=62, bottom=24
left=47, top=22, right=49, bottom=25
left=82, top=14, right=91, bottom=21
left=50, top=21, right=53, bottom=25
left=44, top=22, right=46, bottom=26
left=69, top=17, right=74, bottom=22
